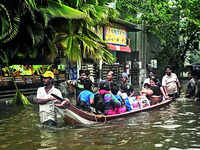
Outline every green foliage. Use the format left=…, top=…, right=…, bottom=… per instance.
left=39, top=0, right=86, bottom=20
left=117, top=0, right=200, bottom=72
left=0, top=0, right=117, bottom=64
left=12, top=91, right=32, bottom=105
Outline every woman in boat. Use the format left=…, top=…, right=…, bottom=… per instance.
left=142, top=71, right=155, bottom=89
left=77, top=78, right=94, bottom=112
left=149, top=77, right=167, bottom=104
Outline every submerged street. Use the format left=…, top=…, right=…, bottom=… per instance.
left=0, top=96, right=200, bottom=150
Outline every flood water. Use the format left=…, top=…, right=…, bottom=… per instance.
left=0, top=97, right=200, bottom=150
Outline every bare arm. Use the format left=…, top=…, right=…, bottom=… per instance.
left=90, top=98, right=94, bottom=105
left=162, top=86, right=169, bottom=98
left=160, top=86, right=168, bottom=99
left=37, top=97, right=56, bottom=104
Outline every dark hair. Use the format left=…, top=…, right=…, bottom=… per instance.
left=99, top=80, right=113, bottom=91
left=151, top=77, right=157, bottom=84
left=166, top=65, right=172, bottom=70
left=144, top=83, right=150, bottom=88
left=79, top=70, right=85, bottom=76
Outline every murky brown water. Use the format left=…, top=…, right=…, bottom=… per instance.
left=0, top=97, right=200, bottom=150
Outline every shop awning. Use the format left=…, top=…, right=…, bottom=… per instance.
left=107, top=44, right=131, bottom=53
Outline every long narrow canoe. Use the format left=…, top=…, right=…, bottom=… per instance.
left=56, top=98, right=175, bottom=125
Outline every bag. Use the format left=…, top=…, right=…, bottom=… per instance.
left=125, top=97, right=140, bottom=111
left=138, top=95, right=150, bottom=108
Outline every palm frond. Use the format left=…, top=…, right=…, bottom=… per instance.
left=39, top=0, right=86, bottom=20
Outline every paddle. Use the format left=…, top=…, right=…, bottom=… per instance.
left=51, top=93, right=65, bottom=102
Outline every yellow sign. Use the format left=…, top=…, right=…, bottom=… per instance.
left=104, top=26, right=127, bottom=46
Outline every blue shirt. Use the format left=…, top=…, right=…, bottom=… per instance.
left=78, top=90, right=94, bottom=106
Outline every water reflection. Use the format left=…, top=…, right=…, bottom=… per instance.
left=0, top=98, right=200, bottom=150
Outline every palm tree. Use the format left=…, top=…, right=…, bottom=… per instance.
left=0, top=0, right=85, bottom=64
left=0, top=0, right=117, bottom=64
left=46, top=0, right=118, bottom=64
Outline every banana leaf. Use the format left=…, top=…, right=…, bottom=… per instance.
left=12, top=90, right=32, bottom=105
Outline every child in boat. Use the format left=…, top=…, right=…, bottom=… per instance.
left=140, top=83, right=153, bottom=96
left=136, top=83, right=151, bottom=108
left=77, top=79, right=94, bottom=112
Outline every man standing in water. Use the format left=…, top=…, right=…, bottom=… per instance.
left=37, top=71, right=69, bottom=126
left=186, top=72, right=196, bottom=98
left=162, top=66, right=181, bottom=98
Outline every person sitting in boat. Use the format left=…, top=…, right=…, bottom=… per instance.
left=91, top=80, right=112, bottom=114
left=140, top=83, right=153, bottom=97
left=104, top=84, right=123, bottom=115
left=67, top=70, right=93, bottom=104
left=118, top=72, right=135, bottom=97
left=37, top=71, right=69, bottom=127
left=142, top=71, right=155, bottom=89
left=118, top=84, right=140, bottom=111
left=110, top=85, right=126, bottom=114
left=149, top=77, right=167, bottom=105
left=77, top=79, right=94, bottom=112
left=99, top=71, right=114, bottom=93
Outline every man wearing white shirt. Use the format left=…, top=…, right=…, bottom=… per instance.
left=37, top=71, right=69, bottom=126
left=162, top=66, right=181, bottom=98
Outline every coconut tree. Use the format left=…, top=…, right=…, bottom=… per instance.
left=0, top=0, right=117, bottom=64
left=0, top=0, right=86, bottom=105
left=44, top=0, right=118, bottom=64
left=0, top=0, right=86, bottom=64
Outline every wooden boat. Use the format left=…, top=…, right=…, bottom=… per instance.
left=55, top=98, right=175, bottom=125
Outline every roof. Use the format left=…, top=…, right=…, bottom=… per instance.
left=110, top=18, right=142, bottom=32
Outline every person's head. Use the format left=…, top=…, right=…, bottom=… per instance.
left=121, top=72, right=128, bottom=82
left=107, top=71, right=113, bottom=81
left=79, top=70, right=87, bottom=80
left=165, top=65, right=172, bottom=76
left=150, top=78, right=157, bottom=86
left=42, top=71, right=54, bottom=87
left=188, top=72, right=193, bottom=79
left=144, top=83, right=150, bottom=89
